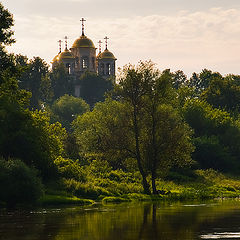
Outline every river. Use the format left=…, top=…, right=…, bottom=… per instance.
left=1, top=200, right=240, bottom=240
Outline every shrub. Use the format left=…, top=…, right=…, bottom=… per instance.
left=54, top=156, right=86, bottom=182
left=63, top=178, right=111, bottom=199
left=0, top=158, right=43, bottom=207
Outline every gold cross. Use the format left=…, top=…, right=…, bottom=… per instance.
left=80, top=18, right=86, bottom=35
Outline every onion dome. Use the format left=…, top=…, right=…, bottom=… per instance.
left=98, top=49, right=117, bottom=60
left=72, top=35, right=95, bottom=48
left=52, top=54, right=59, bottom=63
left=52, top=55, right=59, bottom=63
left=58, top=49, right=74, bottom=60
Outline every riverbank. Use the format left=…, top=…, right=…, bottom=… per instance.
left=38, top=169, right=240, bottom=206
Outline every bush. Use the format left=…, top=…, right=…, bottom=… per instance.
left=54, top=156, right=86, bottom=182
left=0, top=158, right=43, bottom=207
left=63, top=178, right=111, bottom=199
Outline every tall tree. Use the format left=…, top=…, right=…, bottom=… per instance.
left=0, top=3, right=16, bottom=82
left=0, top=3, right=15, bottom=46
left=50, top=63, right=74, bottom=101
left=73, top=61, right=193, bottom=194
left=201, top=74, right=240, bottom=113
left=51, top=94, right=89, bottom=131
left=19, top=57, right=49, bottom=109
left=78, top=71, right=113, bottom=107
left=183, top=99, right=240, bottom=172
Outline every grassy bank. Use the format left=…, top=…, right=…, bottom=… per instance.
left=40, top=169, right=240, bottom=206
left=39, top=194, right=94, bottom=206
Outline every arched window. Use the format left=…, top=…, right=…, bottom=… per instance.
left=106, top=63, right=111, bottom=75
left=82, top=56, right=89, bottom=69
left=65, top=63, right=70, bottom=74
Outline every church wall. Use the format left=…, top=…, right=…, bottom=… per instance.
left=70, top=47, right=96, bottom=74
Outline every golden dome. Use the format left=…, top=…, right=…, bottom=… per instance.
left=98, top=49, right=116, bottom=60
left=72, top=35, right=95, bottom=48
left=58, top=49, right=74, bottom=60
left=52, top=54, right=59, bottom=63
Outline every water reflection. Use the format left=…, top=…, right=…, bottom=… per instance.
left=0, top=201, right=240, bottom=240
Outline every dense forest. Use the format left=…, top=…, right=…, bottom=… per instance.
left=1, top=3, right=240, bottom=207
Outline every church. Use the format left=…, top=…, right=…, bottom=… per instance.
left=51, top=18, right=117, bottom=97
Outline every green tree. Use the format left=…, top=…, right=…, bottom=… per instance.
left=201, top=74, right=240, bottom=113
left=73, top=99, right=132, bottom=169
left=0, top=3, right=15, bottom=45
left=50, top=63, right=74, bottom=101
left=188, top=69, right=222, bottom=95
left=0, top=80, right=67, bottom=179
left=73, top=61, right=194, bottom=194
left=129, top=66, right=192, bottom=194
left=51, top=94, right=89, bottom=131
left=40, top=74, right=53, bottom=104
left=78, top=71, right=113, bottom=107
left=114, top=62, right=153, bottom=194
left=0, top=3, right=17, bottom=83
left=0, top=158, right=43, bottom=207
left=172, top=70, right=187, bottom=89
left=18, top=57, right=49, bottom=109
left=183, top=99, right=240, bottom=172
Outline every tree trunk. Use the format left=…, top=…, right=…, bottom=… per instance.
left=133, top=107, right=151, bottom=195
left=151, top=106, right=158, bottom=195
left=152, top=172, right=157, bottom=194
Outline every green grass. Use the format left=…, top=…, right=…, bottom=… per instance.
left=39, top=194, right=94, bottom=206
left=102, top=196, right=131, bottom=203
left=47, top=169, right=240, bottom=205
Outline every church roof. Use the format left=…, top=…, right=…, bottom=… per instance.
left=72, top=34, right=95, bottom=49
left=59, top=49, right=74, bottom=60
left=98, top=48, right=116, bottom=60
left=52, top=54, right=59, bottom=63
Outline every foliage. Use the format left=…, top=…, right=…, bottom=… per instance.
left=0, top=3, right=15, bottom=46
left=78, top=71, right=113, bottom=107
left=18, top=56, right=49, bottom=109
left=192, top=136, right=236, bottom=172
left=201, top=74, right=240, bottom=113
left=172, top=70, right=187, bottom=89
left=0, top=158, right=43, bottom=207
left=188, top=69, right=221, bottom=95
left=73, top=61, right=193, bottom=194
left=50, top=63, right=74, bottom=101
left=183, top=99, right=240, bottom=173
left=50, top=94, right=89, bottom=131
left=183, top=99, right=233, bottom=136
left=54, top=156, right=86, bottom=182
left=73, top=99, right=133, bottom=168
left=0, top=92, right=67, bottom=179
left=61, top=160, right=143, bottom=199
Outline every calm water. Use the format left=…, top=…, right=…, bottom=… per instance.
left=1, top=200, right=240, bottom=240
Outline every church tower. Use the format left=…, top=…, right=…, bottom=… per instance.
left=70, top=18, right=97, bottom=78
left=58, top=36, right=75, bottom=74
left=51, top=18, right=117, bottom=97
left=97, top=36, right=117, bottom=79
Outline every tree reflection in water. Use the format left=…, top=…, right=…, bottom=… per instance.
left=1, top=201, right=240, bottom=240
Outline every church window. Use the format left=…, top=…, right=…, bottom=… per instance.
left=66, top=63, right=70, bottom=74
left=106, top=63, right=111, bottom=75
left=82, top=56, right=89, bottom=69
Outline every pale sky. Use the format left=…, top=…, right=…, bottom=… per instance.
left=2, top=0, right=240, bottom=76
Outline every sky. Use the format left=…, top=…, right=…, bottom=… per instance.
left=2, top=0, right=240, bottom=76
